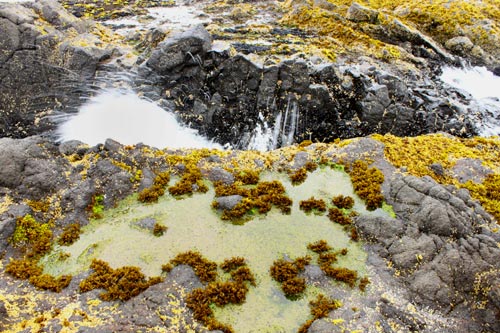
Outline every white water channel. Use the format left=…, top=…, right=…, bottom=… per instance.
left=56, top=89, right=222, bottom=149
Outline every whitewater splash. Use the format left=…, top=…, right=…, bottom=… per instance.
left=247, top=98, right=300, bottom=151
left=56, top=89, right=222, bottom=149
left=441, top=66, right=500, bottom=136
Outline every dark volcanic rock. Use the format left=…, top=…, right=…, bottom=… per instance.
left=141, top=24, right=212, bottom=83
left=139, top=27, right=476, bottom=148
left=0, top=1, right=111, bottom=139
left=361, top=174, right=500, bottom=331
left=0, top=137, right=69, bottom=198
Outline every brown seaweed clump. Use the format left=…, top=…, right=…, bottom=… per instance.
left=185, top=257, right=256, bottom=333
left=331, top=195, right=355, bottom=209
left=29, top=274, right=72, bottom=293
left=79, top=259, right=162, bottom=301
left=307, top=240, right=332, bottom=253
left=137, top=171, right=170, bottom=203
left=289, top=168, right=308, bottom=185
left=214, top=180, right=293, bottom=221
left=187, top=282, right=246, bottom=333
left=168, top=164, right=208, bottom=196
left=169, top=251, right=218, bottom=283
left=350, top=228, right=359, bottom=242
left=57, top=223, right=81, bottom=246
left=230, top=266, right=256, bottom=286
left=321, top=267, right=358, bottom=288
left=5, top=258, right=42, bottom=279
left=270, top=256, right=311, bottom=297
left=298, top=294, right=342, bottom=333
left=5, top=258, right=71, bottom=292
left=359, top=276, right=371, bottom=292
left=234, top=169, right=260, bottom=185
left=308, top=240, right=359, bottom=288
left=347, top=160, right=384, bottom=210
left=299, top=197, right=327, bottom=213
left=289, top=161, right=318, bottom=185
left=152, top=222, right=167, bottom=236
left=220, top=257, right=246, bottom=272
left=327, top=207, right=353, bottom=225
left=220, top=257, right=256, bottom=286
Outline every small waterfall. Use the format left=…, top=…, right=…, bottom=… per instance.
left=281, top=98, right=299, bottom=147
left=271, top=111, right=282, bottom=150
left=247, top=97, right=299, bottom=151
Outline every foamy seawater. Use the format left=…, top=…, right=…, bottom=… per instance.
left=56, top=89, right=222, bottom=149
left=441, top=66, right=500, bottom=136
left=441, top=66, right=500, bottom=100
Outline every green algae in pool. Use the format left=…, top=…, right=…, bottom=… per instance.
left=41, top=167, right=390, bottom=332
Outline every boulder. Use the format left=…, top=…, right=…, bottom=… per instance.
left=346, top=2, right=378, bottom=24
left=215, top=195, right=243, bottom=210
left=0, top=137, right=69, bottom=198
left=445, top=36, right=474, bottom=56
left=207, top=167, right=235, bottom=185
left=144, top=25, right=212, bottom=78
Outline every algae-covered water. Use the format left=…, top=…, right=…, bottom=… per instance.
left=41, top=167, right=389, bottom=332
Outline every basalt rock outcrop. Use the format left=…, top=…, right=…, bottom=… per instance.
left=138, top=25, right=478, bottom=148
left=351, top=139, right=500, bottom=333
left=0, top=0, right=116, bottom=138
left=0, top=1, right=496, bottom=148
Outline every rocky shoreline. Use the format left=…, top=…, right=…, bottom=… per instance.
left=0, top=134, right=499, bottom=332
left=1, top=1, right=500, bottom=332
left=1, top=0, right=499, bottom=145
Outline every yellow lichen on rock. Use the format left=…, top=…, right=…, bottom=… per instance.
left=374, top=133, right=500, bottom=222
left=369, top=0, right=500, bottom=53
left=278, top=0, right=405, bottom=61
left=278, top=0, right=499, bottom=61
left=0, top=195, right=13, bottom=215
left=374, top=134, right=500, bottom=179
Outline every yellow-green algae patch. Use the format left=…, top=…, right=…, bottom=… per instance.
left=278, top=0, right=499, bottom=61
left=41, top=167, right=389, bottom=332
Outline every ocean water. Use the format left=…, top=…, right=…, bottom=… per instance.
left=105, top=5, right=209, bottom=36
left=56, top=89, right=222, bottom=149
left=440, top=66, right=500, bottom=136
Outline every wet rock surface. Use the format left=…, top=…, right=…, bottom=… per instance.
left=1, top=0, right=497, bottom=147
left=0, top=0, right=120, bottom=138
left=137, top=27, right=478, bottom=147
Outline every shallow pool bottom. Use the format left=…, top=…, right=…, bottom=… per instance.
left=42, top=167, right=389, bottom=332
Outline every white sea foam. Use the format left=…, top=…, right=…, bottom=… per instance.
left=56, top=89, right=222, bottom=149
left=106, top=5, right=209, bottom=35
left=441, top=66, right=500, bottom=100
left=441, top=66, right=500, bottom=136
